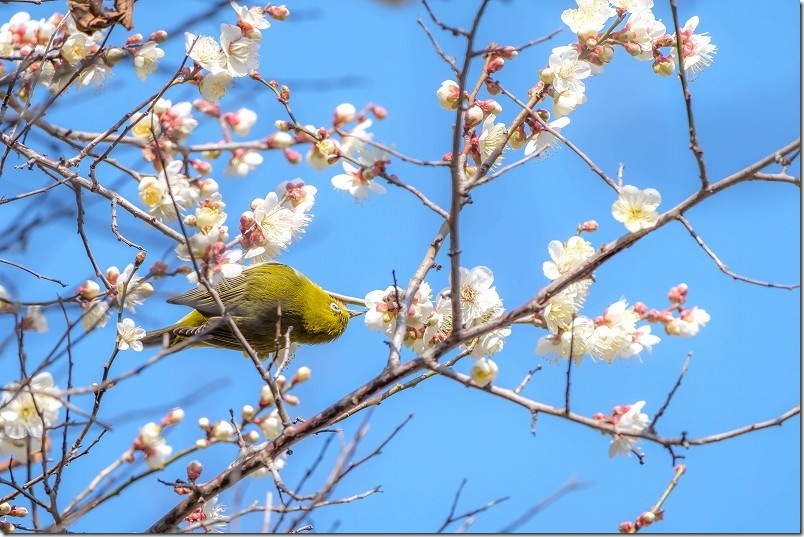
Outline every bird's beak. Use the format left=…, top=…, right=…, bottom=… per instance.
left=347, top=309, right=366, bottom=318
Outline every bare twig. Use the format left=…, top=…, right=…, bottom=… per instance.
left=437, top=479, right=509, bottom=533
left=677, top=214, right=799, bottom=290
left=500, top=476, right=591, bottom=533
left=0, top=258, right=66, bottom=287
left=649, top=352, right=692, bottom=433
left=669, top=0, right=709, bottom=189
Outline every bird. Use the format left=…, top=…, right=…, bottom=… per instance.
left=142, top=263, right=362, bottom=357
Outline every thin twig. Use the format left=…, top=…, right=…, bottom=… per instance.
left=676, top=214, right=799, bottom=289
left=500, top=476, right=590, bottom=532
left=669, top=0, right=708, bottom=189
left=0, top=258, right=66, bottom=287
left=649, top=352, right=692, bottom=433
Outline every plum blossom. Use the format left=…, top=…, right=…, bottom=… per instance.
left=133, top=41, right=164, bottom=80
left=672, top=16, right=717, bottom=78
left=535, top=315, right=595, bottom=364
left=561, top=0, right=616, bottom=38
left=548, top=46, right=592, bottom=95
left=524, top=116, right=570, bottom=156
left=609, top=401, right=650, bottom=457
left=0, top=372, right=62, bottom=440
left=331, top=159, right=386, bottom=200
left=117, top=318, right=146, bottom=351
left=542, top=236, right=595, bottom=280
left=225, top=149, right=263, bottom=177
left=611, top=185, right=661, bottom=232
left=436, top=80, right=460, bottom=110
left=220, top=23, right=260, bottom=77
left=186, top=33, right=227, bottom=73
left=665, top=306, right=710, bottom=337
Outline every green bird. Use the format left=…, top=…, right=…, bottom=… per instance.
left=142, top=263, right=362, bottom=357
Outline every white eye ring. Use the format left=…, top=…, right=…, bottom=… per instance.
left=329, top=302, right=341, bottom=313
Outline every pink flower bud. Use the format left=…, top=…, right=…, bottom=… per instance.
left=8, top=506, right=27, bottom=518
left=633, top=301, right=648, bottom=315
left=150, top=260, right=168, bottom=276
left=149, top=30, right=168, bottom=43
left=333, top=103, right=356, bottom=126
left=106, top=266, right=120, bottom=285
left=186, top=460, right=203, bottom=481
left=464, top=105, right=484, bottom=128
left=190, top=159, right=212, bottom=175
left=636, top=512, right=656, bottom=528
left=487, top=56, right=505, bottom=73
left=441, top=152, right=453, bottom=163
left=624, top=41, right=642, bottom=56
left=126, top=34, right=143, bottom=46
left=78, top=280, right=101, bottom=300
left=498, top=45, right=518, bottom=60
left=592, top=412, right=606, bottom=420
left=283, top=394, right=300, bottom=406
left=193, top=98, right=220, bottom=118
left=267, top=5, right=290, bottom=20
left=165, top=407, right=185, bottom=425
left=485, top=79, right=501, bottom=95
left=371, top=105, right=387, bottom=119
left=283, top=147, right=302, bottom=164
left=580, top=220, right=598, bottom=232
left=618, top=521, right=636, bottom=533
left=266, top=131, right=294, bottom=149
left=476, top=99, right=502, bottom=115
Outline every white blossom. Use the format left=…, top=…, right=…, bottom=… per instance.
left=611, top=185, right=661, bottom=232
left=0, top=372, right=62, bottom=440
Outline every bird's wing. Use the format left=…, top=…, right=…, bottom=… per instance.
left=167, top=263, right=288, bottom=315
left=173, top=316, right=247, bottom=351
left=167, top=273, right=250, bottom=315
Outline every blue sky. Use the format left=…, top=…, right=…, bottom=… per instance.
left=0, top=0, right=799, bottom=532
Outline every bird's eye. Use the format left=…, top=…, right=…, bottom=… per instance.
left=329, top=301, right=341, bottom=313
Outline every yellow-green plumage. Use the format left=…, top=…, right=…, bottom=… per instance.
left=143, top=263, right=357, bottom=356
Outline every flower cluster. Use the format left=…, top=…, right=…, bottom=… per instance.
left=432, top=2, right=715, bottom=181
left=131, top=100, right=200, bottom=164
left=535, top=233, right=708, bottom=365
left=239, top=180, right=316, bottom=265
left=0, top=10, right=167, bottom=97
left=536, top=235, right=659, bottom=365
left=185, top=1, right=282, bottom=102
left=364, top=266, right=510, bottom=386
left=0, top=372, right=62, bottom=463
left=594, top=401, right=650, bottom=458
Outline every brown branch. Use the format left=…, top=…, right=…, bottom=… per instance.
left=499, top=476, right=590, bottom=532
left=649, top=352, right=692, bottom=433
left=471, top=27, right=564, bottom=57
left=437, top=479, right=509, bottom=533
left=669, top=0, right=709, bottom=189
left=493, top=82, right=618, bottom=191
left=677, top=214, right=799, bottom=290
left=0, top=258, right=67, bottom=287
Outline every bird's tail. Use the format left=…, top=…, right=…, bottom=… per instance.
left=141, top=324, right=182, bottom=348
left=141, top=311, right=205, bottom=348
